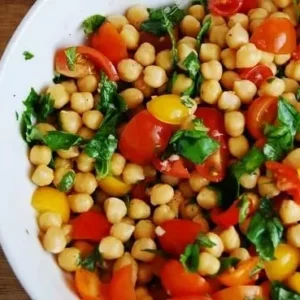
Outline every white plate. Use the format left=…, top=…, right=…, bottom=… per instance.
left=0, top=0, right=189, bottom=299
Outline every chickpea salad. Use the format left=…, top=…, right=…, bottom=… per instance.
left=18, top=0, right=300, bottom=299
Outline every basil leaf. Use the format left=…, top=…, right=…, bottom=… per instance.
left=143, top=249, right=170, bottom=258
left=182, top=52, right=200, bottom=80
left=218, top=257, right=240, bottom=274
left=82, top=14, right=106, bottom=35
left=246, top=198, right=283, bottom=261
left=163, top=13, right=178, bottom=64
left=180, top=244, right=200, bottom=273
left=195, top=233, right=216, bottom=247
left=36, top=94, right=55, bottom=122
left=181, top=95, right=195, bottom=109
left=232, top=147, right=265, bottom=180
left=58, top=170, right=75, bottom=192
left=53, top=73, right=70, bottom=84
left=81, top=247, right=104, bottom=271
left=23, top=51, right=34, bottom=60
left=296, top=87, right=300, bottom=102
left=196, top=17, right=211, bottom=48
left=238, top=195, right=250, bottom=224
left=65, top=47, right=76, bottom=71
left=43, top=131, right=83, bottom=151
left=271, top=281, right=300, bottom=300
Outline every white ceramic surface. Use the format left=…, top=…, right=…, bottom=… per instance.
left=0, top=0, right=190, bottom=299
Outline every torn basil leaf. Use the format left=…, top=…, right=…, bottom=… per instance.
left=182, top=52, right=200, bottom=80
left=196, top=17, right=211, bottom=48
left=271, top=281, right=300, bottom=300
left=82, top=14, right=106, bottom=35
left=80, top=247, right=104, bottom=271
left=238, top=195, right=250, bottom=224
left=58, top=170, right=76, bottom=192
left=23, top=51, right=34, bottom=60
left=180, top=244, right=200, bottom=273
left=218, top=257, right=240, bottom=274
left=64, top=47, right=76, bottom=71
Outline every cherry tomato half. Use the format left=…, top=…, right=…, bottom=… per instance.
left=239, top=65, right=273, bottom=87
left=246, top=96, right=278, bottom=140
left=119, top=110, right=173, bottom=165
left=292, top=44, right=300, bottom=60
left=239, top=0, right=258, bottom=13
left=250, top=18, right=297, bottom=54
left=209, top=0, right=243, bottom=17
left=153, top=157, right=190, bottom=179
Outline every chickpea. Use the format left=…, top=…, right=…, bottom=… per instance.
left=224, top=111, right=245, bottom=137
left=104, top=197, right=127, bottom=224
left=32, top=165, right=54, bottom=186
left=113, top=252, right=138, bottom=284
left=178, top=37, right=198, bottom=50
left=283, top=78, right=299, bottom=94
left=180, top=201, right=201, bottom=220
left=134, top=43, right=156, bottom=67
left=178, top=44, right=197, bottom=68
left=126, top=5, right=149, bottom=29
left=264, top=62, right=277, bottom=75
left=258, top=176, right=280, bottom=198
left=81, top=110, right=103, bottom=130
left=198, top=252, right=220, bottom=276
left=150, top=184, right=174, bottom=206
left=203, top=14, right=226, bottom=26
left=153, top=204, right=176, bottom=225
left=226, top=23, right=249, bottom=50
left=221, top=48, right=236, bottom=70
left=59, top=110, right=82, bottom=134
left=201, top=60, right=223, bottom=81
left=188, top=4, right=205, bottom=21
left=172, top=74, right=194, bottom=96
left=143, top=65, right=168, bottom=88
left=61, top=224, right=72, bottom=244
left=218, top=92, right=241, bottom=112
left=258, top=77, right=285, bottom=97
left=143, top=165, right=156, bottom=179
left=54, top=157, right=72, bottom=169
left=58, top=247, right=80, bottom=272
left=128, top=199, right=151, bottom=220
left=77, top=75, right=98, bottom=93
left=106, top=153, right=125, bottom=177
left=221, top=71, right=241, bottom=90
left=29, top=145, right=52, bottom=166
left=35, top=123, right=56, bottom=135
left=57, top=147, right=79, bottom=159
left=120, top=24, right=140, bottom=50
left=43, top=227, right=67, bottom=254
left=155, top=50, right=173, bottom=72
left=248, top=8, right=269, bottom=21
left=133, top=75, right=154, bottom=97
left=110, top=222, right=135, bottom=243
left=199, top=43, right=221, bottom=62
left=189, top=171, right=209, bottom=192
left=196, top=187, right=218, bottom=210
left=230, top=248, right=250, bottom=261
left=123, top=163, right=145, bottom=185
left=99, top=236, right=124, bottom=260
left=68, top=194, right=93, bottom=213
left=180, top=15, right=201, bottom=37
left=249, top=19, right=263, bottom=33
left=279, top=200, right=300, bottom=225
left=53, top=167, right=72, bottom=187
left=283, top=149, right=300, bottom=169
left=200, top=80, right=222, bottom=105
left=118, top=59, right=143, bottom=82
left=228, top=136, right=250, bottom=158
left=236, top=43, right=262, bottom=68
left=269, top=11, right=290, bottom=19
left=73, top=172, right=97, bottom=195
left=70, top=92, right=94, bottom=114
left=272, top=0, right=292, bottom=8
left=121, top=217, right=135, bottom=226
left=228, top=13, right=249, bottom=29
left=209, top=25, right=229, bottom=49
left=282, top=93, right=297, bottom=105
left=233, top=80, right=257, bottom=104
left=134, top=220, right=155, bottom=239
left=77, top=127, right=95, bottom=140
left=107, top=15, right=129, bottom=31
left=38, top=212, right=62, bottom=232
left=285, top=61, right=300, bottom=81
left=274, top=53, right=291, bottom=66
left=161, top=174, right=180, bottom=187
left=168, top=190, right=185, bottom=216
left=61, top=80, right=77, bottom=94
left=240, top=169, right=260, bottom=189
left=131, top=238, right=157, bottom=262
left=202, top=232, right=223, bottom=257
left=287, top=224, right=300, bottom=247
left=283, top=4, right=297, bottom=25
left=260, top=51, right=275, bottom=64
left=76, top=153, right=95, bottom=173
left=179, top=181, right=195, bottom=198
left=220, top=226, right=240, bottom=252
left=120, top=88, right=144, bottom=109
left=258, top=0, right=278, bottom=13
left=46, top=84, right=69, bottom=109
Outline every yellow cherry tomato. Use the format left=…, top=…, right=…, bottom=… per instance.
left=98, top=176, right=131, bottom=197
left=32, top=187, right=70, bottom=223
left=286, top=272, right=300, bottom=294
left=265, top=244, right=300, bottom=281
left=147, top=94, right=189, bottom=125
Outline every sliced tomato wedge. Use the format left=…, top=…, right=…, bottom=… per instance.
left=153, top=157, right=190, bottom=179
left=239, top=0, right=258, bottom=13
left=292, top=44, right=300, bottom=60
left=170, top=296, right=212, bottom=300
left=246, top=96, right=278, bottom=140
left=55, top=46, right=118, bottom=81
left=239, top=65, right=273, bottom=87
left=209, top=0, right=243, bottom=17
left=250, top=18, right=297, bottom=54
left=195, top=108, right=228, bottom=182
left=91, top=22, right=128, bottom=65
left=212, top=286, right=263, bottom=300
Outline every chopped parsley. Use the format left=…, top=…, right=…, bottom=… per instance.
left=64, top=47, right=76, bottom=71
left=23, top=51, right=34, bottom=60
left=58, top=170, right=76, bottom=192
left=82, top=14, right=106, bottom=35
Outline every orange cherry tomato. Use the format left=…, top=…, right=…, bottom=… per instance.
left=239, top=65, right=273, bottom=87
left=209, top=0, right=243, bottom=16
left=217, top=257, right=260, bottom=287
left=240, top=0, right=258, bottom=13
left=160, top=260, right=211, bottom=297
left=246, top=96, right=278, bottom=140
left=250, top=18, right=297, bottom=54
left=153, top=157, right=190, bottom=179
left=158, top=219, right=206, bottom=256
left=119, top=110, right=173, bottom=165
left=212, top=286, right=263, bottom=300
left=91, top=22, right=128, bottom=65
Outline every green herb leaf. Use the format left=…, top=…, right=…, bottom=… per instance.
left=65, top=47, right=77, bottom=71
left=143, top=249, right=170, bottom=258
left=267, top=77, right=276, bottom=83
left=276, top=66, right=285, bottom=78
left=246, top=198, right=283, bottom=261
left=82, top=14, right=106, bottom=35
left=23, top=51, right=34, bottom=60
left=250, top=259, right=264, bottom=278
left=81, top=247, right=104, bottom=271
left=195, top=233, right=216, bottom=247
left=218, top=257, right=240, bottom=274
left=180, top=244, right=200, bottom=273
left=271, top=281, right=300, bottom=300
left=181, top=95, right=195, bottom=109
left=196, top=17, right=211, bottom=48
left=58, top=170, right=76, bottom=192
left=182, top=52, right=200, bottom=80
left=15, top=111, right=19, bottom=121
left=296, top=88, right=300, bottom=102
left=53, top=73, right=70, bottom=84
left=238, top=195, right=250, bottom=224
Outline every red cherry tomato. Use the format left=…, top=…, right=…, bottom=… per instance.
left=195, top=108, right=228, bottom=182
left=170, top=296, right=212, bottom=300
left=153, top=157, right=190, bottom=179
left=139, top=31, right=173, bottom=52
left=160, top=260, right=211, bottom=297
left=130, top=183, right=149, bottom=201
left=91, top=22, right=128, bottom=65
left=119, top=110, right=173, bottom=165
left=158, top=219, right=205, bottom=256
left=246, top=96, right=278, bottom=140
left=250, top=18, right=297, bottom=54
left=209, top=0, right=243, bottom=16
left=239, top=65, right=273, bottom=87
left=292, top=44, right=300, bottom=60
left=239, top=0, right=258, bottom=13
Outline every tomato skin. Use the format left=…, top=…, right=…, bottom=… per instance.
left=212, top=286, right=263, bottom=300
left=170, top=296, right=212, bottom=300
left=119, top=110, right=173, bottom=165
left=250, top=18, right=297, bottom=54
left=246, top=96, right=278, bottom=140
left=158, top=219, right=205, bottom=256
left=239, top=0, right=258, bottom=13
left=131, top=183, right=149, bottom=201
left=153, top=157, right=190, bottom=179
left=265, top=244, right=300, bottom=282
left=239, top=65, right=273, bottom=87
left=195, top=108, right=228, bottom=182
left=210, top=202, right=240, bottom=229
left=209, top=0, right=243, bottom=16
left=160, top=260, right=211, bottom=297
left=91, top=22, right=128, bottom=65
left=139, top=31, right=173, bottom=52
left=292, top=44, right=300, bottom=60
